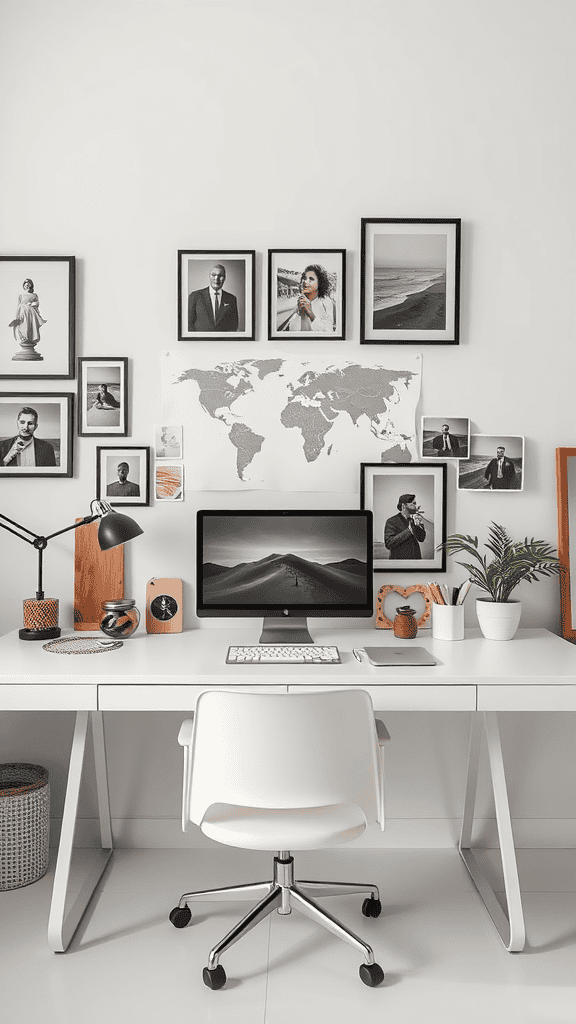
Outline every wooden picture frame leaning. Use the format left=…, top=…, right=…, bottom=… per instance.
left=556, top=447, right=576, bottom=642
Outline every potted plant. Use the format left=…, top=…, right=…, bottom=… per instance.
left=442, top=522, right=560, bottom=640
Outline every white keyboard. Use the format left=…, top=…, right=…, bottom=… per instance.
left=226, top=645, right=341, bottom=664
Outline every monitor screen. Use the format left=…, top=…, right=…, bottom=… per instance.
left=197, top=510, right=373, bottom=642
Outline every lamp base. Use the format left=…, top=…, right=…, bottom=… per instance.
left=19, top=625, right=61, bottom=641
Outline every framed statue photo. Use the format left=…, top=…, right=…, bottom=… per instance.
left=78, top=357, right=128, bottom=437
left=178, top=250, right=255, bottom=341
left=0, top=256, right=75, bottom=379
left=0, top=392, right=73, bottom=477
left=360, top=462, right=447, bottom=572
left=360, top=219, right=461, bottom=345
left=268, top=249, right=346, bottom=340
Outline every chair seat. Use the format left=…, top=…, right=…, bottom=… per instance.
left=200, top=801, right=367, bottom=850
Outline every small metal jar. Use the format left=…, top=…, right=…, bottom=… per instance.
left=393, top=604, right=418, bottom=639
left=100, top=599, right=140, bottom=639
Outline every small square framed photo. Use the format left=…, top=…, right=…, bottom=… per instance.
left=0, top=392, right=73, bottom=477
left=96, top=446, right=150, bottom=506
left=156, top=462, right=184, bottom=501
left=421, top=416, right=470, bottom=459
left=154, top=424, right=182, bottom=460
left=78, top=357, right=128, bottom=437
left=268, top=250, right=346, bottom=339
left=361, top=462, right=447, bottom=572
left=360, top=219, right=461, bottom=344
left=178, top=250, right=255, bottom=340
left=458, top=435, right=524, bottom=491
left=0, top=256, right=75, bottom=379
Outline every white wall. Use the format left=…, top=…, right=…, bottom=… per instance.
left=1, top=0, right=575, bottom=847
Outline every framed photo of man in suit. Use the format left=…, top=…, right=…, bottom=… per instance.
left=421, top=416, right=470, bottom=459
left=360, top=462, right=447, bottom=572
left=457, top=434, right=524, bottom=491
left=178, top=251, right=255, bottom=341
left=0, top=392, right=73, bottom=477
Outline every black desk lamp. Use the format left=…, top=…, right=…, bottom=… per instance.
left=0, top=500, right=143, bottom=640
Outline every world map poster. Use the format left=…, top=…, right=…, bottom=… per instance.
left=161, top=350, right=422, bottom=491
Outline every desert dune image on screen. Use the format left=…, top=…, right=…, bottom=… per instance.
left=202, top=515, right=368, bottom=606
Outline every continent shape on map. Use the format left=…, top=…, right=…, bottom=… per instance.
left=176, top=359, right=282, bottom=480
left=280, top=364, right=415, bottom=464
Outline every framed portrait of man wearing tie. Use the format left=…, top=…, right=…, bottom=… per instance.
left=421, top=416, right=470, bottom=459
left=178, top=250, right=255, bottom=341
left=457, top=434, right=525, bottom=491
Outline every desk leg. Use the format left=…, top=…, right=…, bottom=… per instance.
left=458, top=711, right=526, bottom=952
left=47, top=711, right=114, bottom=952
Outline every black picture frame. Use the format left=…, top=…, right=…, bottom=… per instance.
left=78, top=357, right=128, bottom=437
left=268, top=249, right=346, bottom=339
left=178, top=250, right=255, bottom=341
left=0, top=392, right=74, bottom=477
left=360, top=219, right=461, bottom=345
left=360, top=461, right=447, bottom=572
left=0, top=256, right=75, bottom=378
left=96, top=445, right=151, bottom=507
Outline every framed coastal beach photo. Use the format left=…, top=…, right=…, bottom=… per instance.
left=421, top=416, right=470, bottom=460
left=0, top=256, right=75, bottom=379
left=268, top=250, right=346, bottom=339
left=360, top=219, right=461, bottom=344
left=360, top=462, right=447, bottom=572
left=96, top=445, right=150, bottom=507
left=178, top=250, right=255, bottom=341
left=0, top=392, right=73, bottom=477
left=457, top=434, right=525, bottom=491
left=78, top=357, right=128, bottom=437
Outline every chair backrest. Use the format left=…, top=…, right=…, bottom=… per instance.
left=187, top=688, right=381, bottom=826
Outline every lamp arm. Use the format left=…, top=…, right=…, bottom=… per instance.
left=0, top=512, right=39, bottom=545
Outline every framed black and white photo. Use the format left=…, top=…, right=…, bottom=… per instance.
left=178, top=250, right=255, bottom=341
left=361, top=462, right=447, bottom=572
left=457, top=434, right=524, bottom=491
left=0, top=256, right=75, bottom=379
left=421, top=416, right=470, bottom=459
left=0, top=392, right=73, bottom=477
left=360, top=219, right=460, bottom=345
left=96, top=446, right=150, bottom=506
left=78, top=357, right=128, bottom=437
left=268, top=249, right=346, bottom=339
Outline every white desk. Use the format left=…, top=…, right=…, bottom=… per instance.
left=2, top=626, right=575, bottom=954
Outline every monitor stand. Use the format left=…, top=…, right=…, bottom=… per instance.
left=259, top=616, right=314, bottom=645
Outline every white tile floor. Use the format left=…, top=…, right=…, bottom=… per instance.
left=1, top=847, right=575, bottom=1024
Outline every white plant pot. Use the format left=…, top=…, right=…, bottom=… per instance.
left=476, top=598, right=522, bottom=640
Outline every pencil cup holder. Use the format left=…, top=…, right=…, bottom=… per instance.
left=432, top=603, right=464, bottom=641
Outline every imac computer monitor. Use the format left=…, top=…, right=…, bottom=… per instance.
left=197, top=510, right=373, bottom=643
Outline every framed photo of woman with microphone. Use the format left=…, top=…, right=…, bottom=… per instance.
left=360, top=462, right=447, bottom=572
left=268, top=249, right=346, bottom=340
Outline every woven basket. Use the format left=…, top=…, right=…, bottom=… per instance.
left=0, top=763, right=50, bottom=890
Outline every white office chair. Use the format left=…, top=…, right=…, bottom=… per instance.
left=169, top=688, right=390, bottom=989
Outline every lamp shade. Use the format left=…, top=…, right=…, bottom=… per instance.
left=97, top=510, right=144, bottom=551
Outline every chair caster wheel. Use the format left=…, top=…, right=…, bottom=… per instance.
left=203, top=965, right=227, bottom=989
left=359, top=962, right=385, bottom=987
left=362, top=896, right=382, bottom=918
left=169, top=905, right=192, bottom=928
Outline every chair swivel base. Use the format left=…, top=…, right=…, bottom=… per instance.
left=169, top=852, right=385, bottom=989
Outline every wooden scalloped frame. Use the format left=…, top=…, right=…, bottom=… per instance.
left=376, top=584, right=433, bottom=629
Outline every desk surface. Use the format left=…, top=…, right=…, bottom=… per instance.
left=2, top=626, right=576, bottom=712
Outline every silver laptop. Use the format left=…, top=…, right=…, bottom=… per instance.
left=363, top=646, right=437, bottom=667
